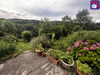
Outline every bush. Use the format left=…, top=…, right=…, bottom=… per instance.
left=0, top=41, right=16, bottom=57
left=66, top=40, right=100, bottom=69
left=76, top=60, right=92, bottom=74
left=73, top=25, right=83, bottom=32
left=47, top=49, right=64, bottom=60
left=53, top=30, right=100, bottom=51
left=21, top=31, right=32, bottom=42
left=30, top=36, right=51, bottom=49
left=76, top=30, right=100, bottom=42
left=0, top=31, right=4, bottom=37
left=3, top=35, right=18, bottom=43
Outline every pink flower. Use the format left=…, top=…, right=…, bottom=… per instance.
left=79, top=53, right=82, bottom=56
left=81, top=42, right=84, bottom=44
left=67, top=47, right=71, bottom=50
left=78, top=40, right=82, bottom=43
left=66, top=52, right=69, bottom=54
left=83, top=47, right=89, bottom=50
left=84, top=42, right=88, bottom=45
left=75, top=43, right=79, bottom=47
left=74, top=42, right=79, bottom=45
left=96, top=43, right=100, bottom=47
left=72, top=46, right=75, bottom=47
left=92, top=44, right=97, bottom=47
left=90, top=47, right=95, bottom=50
left=86, top=40, right=89, bottom=43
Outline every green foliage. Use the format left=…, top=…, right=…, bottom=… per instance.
left=73, top=25, right=83, bottom=32
left=77, top=30, right=100, bottom=42
left=24, top=24, right=39, bottom=37
left=3, top=35, right=18, bottom=43
left=39, top=18, right=53, bottom=35
left=21, top=31, right=32, bottom=42
left=15, top=24, right=25, bottom=38
left=50, top=25, right=62, bottom=39
left=76, top=9, right=92, bottom=25
left=45, top=33, right=55, bottom=42
left=1, top=20, right=17, bottom=35
left=16, top=41, right=32, bottom=52
left=37, top=44, right=44, bottom=51
left=0, top=40, right=16, bottom=58
left=61, top=55, right=73, bottom=64
left=51, top=33, right=55, bottom=42
left=47, top=49, right=64, bottom=60
left=30, top=36, right=51, bottom=49
left=0, top=39, right=32, bottom=63
left=67, top=40, right=100, bottom=69
left=0, top=31, right=4, bottom=37
left=76, top=60, right=92, bottom=74
left=62, top=15, right=72, bottom=22
left=53, top=30, right=100, bottom=51
left=61, top=23, right=74, bottom=37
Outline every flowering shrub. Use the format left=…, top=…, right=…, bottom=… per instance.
left=66, top=40, right=100, bottom=69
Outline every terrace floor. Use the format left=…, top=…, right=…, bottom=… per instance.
left=0, top=51, right=77, bottom=75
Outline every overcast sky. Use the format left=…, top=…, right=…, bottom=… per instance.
left=0, top=0, right=100, bottom=22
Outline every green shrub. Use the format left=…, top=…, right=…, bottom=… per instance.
left=73, top=25, right=83, bottom=32
left=76, top=60, right=92, bottom=74
left=30, top=36, right=51, bottom=49
left=0, top=41, right=16, bottom=57
left=3, top=35, right=18, bottom=43
left=53, top=30, right=100, bottom=51
left=60, top=55, right=73, bottom=64
left=47, top=49, right=64, bottom=60
left=36, top=44, right=44, bottom=51
left=21, top=31, right=32, bottom=42
left=76, top=30, right=100, bottom=42
left=0, top=31, right=4, bottom=37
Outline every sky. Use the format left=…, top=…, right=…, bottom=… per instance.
left=0, top=0, right=100, bottom=22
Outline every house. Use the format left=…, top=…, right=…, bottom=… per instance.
left=91, top=4, right=97, bottom=8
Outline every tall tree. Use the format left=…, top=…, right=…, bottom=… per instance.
left=1, top=20, right=17, bottom=35
left=62, top=15, right=72, bottom=23
left=76, top=9, right=92, bottom=25
left=39, top=18, right=53, bottom=35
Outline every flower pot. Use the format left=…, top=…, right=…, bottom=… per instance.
left=35, top=49, right=43, bottom=55
left=77, top=67, right=93, bottom=75
left=42, top=53, right=46, bottom=57
left=61, top=58, right=75, bottom=70
left=48, top=55, right=59, bottom=65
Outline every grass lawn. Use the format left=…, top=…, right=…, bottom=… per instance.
left=16, top=42, right=32, bottom=53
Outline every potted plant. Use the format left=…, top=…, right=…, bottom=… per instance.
left=47, top=49, right=63, bottom=65
left=35, top=44, right=44, bottom=55
left=76, top=60, right=93, bottom=75
left=42, top=52, right=46, bottom=57
left=60, top=55, right=75, bottom=70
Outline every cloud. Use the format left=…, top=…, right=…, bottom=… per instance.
left=70, top=0, right=90, bottom=9
left=0, top=0, right=99, bottom=22
left=23, top=7, right=70, bottom=17
left=0, top=9, right=32, bottom=19
left=90, top=10, right=100, bottom=22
